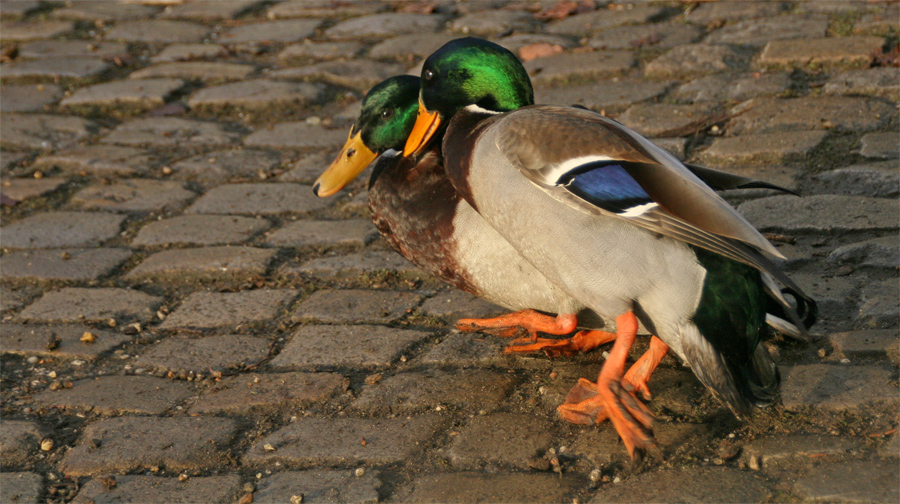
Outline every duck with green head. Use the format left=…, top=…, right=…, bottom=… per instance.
left=403, top=37, right=816, bottom=460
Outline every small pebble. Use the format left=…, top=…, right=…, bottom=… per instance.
left=817, top=348, right=827, bottom=358
left=81, top=331, right=96, bottom=343
left=549, top=371, right=558, bottom=379
left=178, top=474, right=189, bottom=482
left=242, top=482, right=255, bottom=493
left=839, top=358, right=851, bottom=364
left=27, top=356, right=39, bottom=364
left=749, top=455, right=761, bottom=471
left=48, top=371, right=57, bottom=379
left=354, top=467, right=365, bottom=477
left=290, top=495, right=303, bottom=504
left=589, top=468, right=602, bottom=482
left=161, top=166, right=173, bottom=175
left=365, top=373, right=382, bottom=385
left=263, top=444, right=276, bottom=452
left=107, top=318, right=117, bottom=328
left=41, top=439, right=54, bottom=451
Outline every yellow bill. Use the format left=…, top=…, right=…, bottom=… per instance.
left=403, top=98, right=441, bottom=157
left=313, top=129, right=377, bottom=197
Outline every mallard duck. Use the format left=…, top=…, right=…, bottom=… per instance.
left=402, top=37, right=816, bottom=459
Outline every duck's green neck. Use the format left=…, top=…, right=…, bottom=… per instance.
left=422, top=38, right=533, bottom=118
left=357, top=75, right=421, bottom=153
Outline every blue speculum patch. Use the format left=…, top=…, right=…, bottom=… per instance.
left=560, top=162, right=652, bottom=214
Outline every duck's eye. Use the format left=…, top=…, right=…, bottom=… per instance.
left=381, top=109, right=394, bottom=120
left=424, top=69, right=434, bottom=81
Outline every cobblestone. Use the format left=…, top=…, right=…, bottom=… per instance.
left=545, top=6, right=665, bottom=37
left=823, top=67, right=900, bottom=101
left=671, top=72, right=791, bottom=103
left=60, top=78, right=185, bottom=111
left=618, top=102, right=720, bottom=138
left=1, top=211, right=124, bottom=249
left=266, top=0, right=380, bottom=19
left=860, top=132, right=899, bottom=160
left=71, top=179, right=196, bottom=212
left=535, top=79, right=669, bottom=113
left=739, top=195, right=899, bottom=234
left=828, top=236, right=900, bottom=270
left=781, top=364, right=897, bottom=411
left=1, top=113, right=98, bottom=151
left=151, top=43, right=227, bottom=63
left=740, top=434, right=860, bottom=469
left=858, top=279, right=899, bottom=328
left=726, top=96, right=896, bottom=135
left=33, top=145, right=160, bottom=176
left=449, top=10, right=536, bottom=36
left=1, top=177, right=65, bottom=203
left=0, top=247, right=131, bottom=282
left=171, top=149, right=282, bottom=185
left=525, top=51, right=634, bottom=87
left=290, top=250, right=424, bottom=281
left=129, top=61, right=255, bottom=81
left=810, top=160, right=898, bottom=198
left=700, top=130, right=828, bottom=165
left=33, top=375, right=195, bottom=415
left=71, top=475, right=241, bottom=504
left=160, top=0, right=258, bottom=21
left=792, top=460, right=899, bottom=503
left=827, top=330, right=899, bottom=365
left=125, top=246, right=276, bottom=283
left=447, top=412, right=554, bottom=469
left=61, top=416, right=237, bottom=477
left=17, top=287, right=162, bottom=324
left=186, top=182, right=330, bottom=215
left=243, top=122, right=345, bottom=149
left=160, top=289, right=296, bottom=330
left=400, top=472, right=580, bottom=504
left=271, top=60, right=405, bottom=92
left=0, top=473, right=42, bottom=504
left=253, top=470, right=380, bottom=504
left=758, top=36, right=885, bottom=68
left=187, top=80, right=323, bottom=110
left=0, top=323, right=130, bottom=360
left=105, top=20, right=210, bottom=43
left=133, top=214, right=271, bottom=246
left=291, top=289, right=423, bottom=325
left=264, top=218, right=376, bottom=248
left=324, top=13, right=445, bottom=40
left=0, top=20, right=73, bottom=40
left=368, top=34, right=455, bottom=61
left=591, top=466, right=772, bottom=503
left=644, top=44, right=746, bottom=79
left=189, top=372, right=347, bottom=414
left=279, top=40, right=365, bottom=63
left=0, top=420, right=42, bottom=469
left=218, top=19, right=321, bottom=44
left=0, top=1, right=41, bottom=19
left=0, top=57, right=110, bottom=81
left=589, top=23, right=701, bottom=51
left=243, top=415, right=443, bottom=468
left=270, top=325, right=432, bottom=369
left=15, top=40, right=128, bottom=60
left=685, top=0, right=784, bottom=24
left=50, top=0, right=158, bottom=21
left=134, top=334, right=271, bottom=373
left=0, top=84, right=62, bottom=112
left=102, top=117, right=241, bottom=147
left=705, top=14, right=828, bottom=46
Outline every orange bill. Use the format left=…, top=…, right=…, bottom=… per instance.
left=403, top=98, right=441, bottom=157
left=313, top=129, right=377, bottom=197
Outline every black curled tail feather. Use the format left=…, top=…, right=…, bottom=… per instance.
left=782, top=287, right=818, bottom=329
left=743, top=343, right=781, bottom=408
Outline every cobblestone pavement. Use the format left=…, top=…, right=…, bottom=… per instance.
left=1, top=1, right=898, bottom=503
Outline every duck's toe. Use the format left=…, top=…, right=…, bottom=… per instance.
left=502, top=329, right=617, bottom=357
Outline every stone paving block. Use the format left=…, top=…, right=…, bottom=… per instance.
left=279, top=40, right=365, bottom=63
left=60, top=78, right=185, bottom=111
left=618, top=102, right=720, bottom=138
left=0, top=248, right=131, bottom=282
left=271, top=59, right=405, bottom=92
left=190, top=372, right=347, bottom=414
left=218, top=19, right=321, bottom=44
left=292, top=250, right=425, bottom=280
left=399, top=472, right=580, bottom=504
left=105, top=20, right=210, bottom=43
left=446, top=412, right=554, bottom=469
left=50, top=1, right=159, bottom=21
left=535, top=79, right=670, bottom=112
left=351, top=369, right=515, bottom=415
left=671, top=72, right=791, bottom=103
left=860, top=132, right=899, bottom=160
left=71, top=179, right=196, bottom=212
left=126, top=246, right=276, bottom=282
left=788, top=273, right=857, bottom=323
left=524, top=51, right=634, bottom=87
left=270, top=324, right=432, bottom=369
left=0, top=323, right=130, bottom=360
left=172, top=149, right=282, bottom=185
left=0, top=211, right=124, bottom=249
left=823, top=67, right=900, bottom=101
left=151, top=43, right=227, bottom=63
left=810, top=160, right=899, bottom=198
left=855, top=6, right=900, bottom=34
left=0, top=286, right=29, bottom=313
left=572, top=422, right=710, bottom=466
left=243, top=415, right=443, bottom=468
left=858, top=279, right=899, bottom=328
left=61, top=416, right=237, bottom=477
left=102, top=117, right=241, bottom=147
left=266, top=0, right=381, bottom=19
left=0, top=473, right=41, bottom=504
left=780, top=364, right=897, bottom=411
left=291, top=289, right=423, bottom=325
left=496, top=33, right=579, bottom=56
left=828, top=236, right=899, bottom=270
left=1, top=177, right=65, bottom=203
left=644, top=43, right=747, bottom=79
left=33, top=375, right=195, bottom=415
left=589, top=23, right=702, bottom=50
left=740, top=434, right=860, bottom=469
left=449, top=10, right=536, bottom=36
left=187, top=80, right=323, bottom=110
left=0, top=421, right=41, bottom=469
left=71, top=475, right=241, bottom=504
left=705, top=14, right=828, bottom=46
left=545, top=5, right=665, bottom=37
left=0, top=20, right=73, bottom=40
left=1, top=150, right=28, bottom=172
left=133, top=215, right=271, bottom=246
left=758, top=36, right=885, bottom=68
left=33, top=145, right=160, bottom=176
left=186, top=183, right=330, bottom=215
left=0, top=84, right=62, bottom=112
left=160, top=0, right=259, bottom=21
left=0, top=57, right=110, bottom=81
left=243, top=122, right=345, bottom=151
left=17, top=287, right=162, bottom=324
left=591, top=466, right=771, bottom=503
left=160, top=290, right=296, bottom=330
left=418, top=289, right=506, bottom=322
left=265, top=219, right=377, bottom=248
left=129, top=61, right=255, bottom=81
left=253, top=470, right=380, bottom=504
left=16, top=40, right=128, bottom=60
left=280, top=150, right=348, bottom=184
left=325, top=13, right=445, bottom=40
left=792, top=460, right=899, bottom=503
left=739, top=194, right=899, bottom=233
left=685, top=0, right=785, bottom=23
left=700, top=130, right=828, bottom=165
left=727, top=96, right=896, bottom=135
left=1, top=113, right=98, bottom=151
left=419, top=332, right=508, bottom=367
left=0, top=1, right=40, bottom=19
left=135, top=334, right=271, bottom=373
left=367, top=33, right=455, bottom=61
left=878, top=434, right=899, bottom=458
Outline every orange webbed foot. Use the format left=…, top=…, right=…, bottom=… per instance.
left=502, top=329, right=617, bottom=357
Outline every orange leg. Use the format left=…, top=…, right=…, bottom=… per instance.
left=457, top=309, right=577, bottom=340
left=503, top=329, right=617, bottom=357
left=557, top=311, right=656, bottom=460
left=623, top=336, right=669, bottom=400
